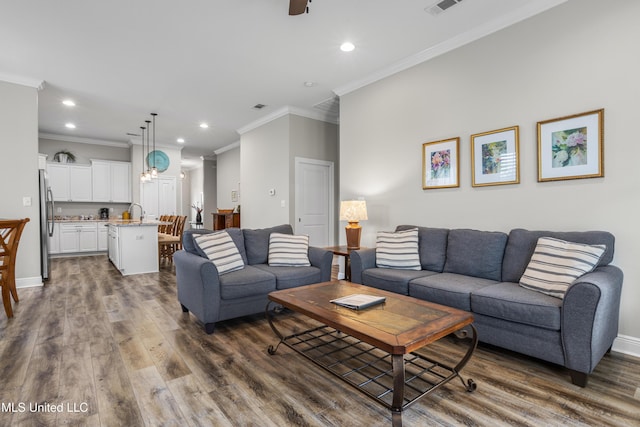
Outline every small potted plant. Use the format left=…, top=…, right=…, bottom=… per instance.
left=53, top=150, right=76, bottom=163
left=192, top=203, right=203, bottom=223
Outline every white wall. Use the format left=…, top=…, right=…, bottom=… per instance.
left=39, top=138, right=130, bottom=163
left=240, top=113, right=339, bottom=230
left=241, top=116, right=290, bottom=228
left=203, top=159, right=217, bottom=228
left=0, top=80, right=41, bottom=285
left=340, top=0, right=640, bottom=348
left=217, top=146, right=241, bottom=212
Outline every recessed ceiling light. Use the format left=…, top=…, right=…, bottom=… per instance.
left=65, top=123, right=76, bottom=129
left=177, top=138, right=185, bottom=143
left=199, top=123, right=209, bottom=129
left=340, top=42, right=355, bottom=52
left=304, top=81, right=316, bottom=87
left=62, top=99, right=76, bottom=107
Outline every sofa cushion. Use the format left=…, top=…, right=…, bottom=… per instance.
left=219, top=265, right=276, bottom=299
left=268, top=233, right=310, bottom=267
left=502, top=229, right=614, bottom=283
left=254, top=264, right=322, bottom=290
left=396, top=225, right=449, bottom=272
left=362, top=268, right=438, bottom=295
left=183, top=228, right=248, bottom=264
left=471, top=282, right=562, bottom=331
left=443, top=229, right=508, bottom=281
left=409, top=273, right=498, bottom=311
left=519, top=237, right=606, bottom=299
left=244, top=224, right=293, bottom=265
left=375, top=228, right=421, bottom=270
left=194, top=231, right=245, bottom=275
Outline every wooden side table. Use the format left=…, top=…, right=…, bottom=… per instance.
left=212, top=213, right=240, bottom=230
left=324, top=245, right=367, bottom=281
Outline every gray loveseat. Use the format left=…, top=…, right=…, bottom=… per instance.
left=350, top=226, right=623, bottom=387
left=174, top=224, right=333, bottom=334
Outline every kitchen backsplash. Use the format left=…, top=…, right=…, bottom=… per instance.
left=54, top=202, right=131, bottom=219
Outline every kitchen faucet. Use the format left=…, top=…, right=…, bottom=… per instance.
left=128, top=203, right=145, bottom=221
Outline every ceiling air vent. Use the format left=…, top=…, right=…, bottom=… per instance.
left=426, top=0, right=464, bottom=16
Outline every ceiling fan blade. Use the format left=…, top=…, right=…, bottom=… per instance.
left=289, top=0, right=308, bottom=15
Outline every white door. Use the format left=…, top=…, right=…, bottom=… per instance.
left=295, top=157, right=334, bottom=246
left=140, top=176, right=177, bottom=219
left=158, top=177, right=177, bottom=215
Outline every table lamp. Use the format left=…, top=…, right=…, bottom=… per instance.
left=339, top=200, right=368, bottom=249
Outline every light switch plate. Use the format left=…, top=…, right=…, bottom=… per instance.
left=22, top=196, right=32, bottom=207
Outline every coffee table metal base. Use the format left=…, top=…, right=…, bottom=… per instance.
left=266, top=302, right=477, bottom=426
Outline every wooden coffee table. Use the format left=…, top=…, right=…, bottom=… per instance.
left=266, top=280, right=477, bottom=427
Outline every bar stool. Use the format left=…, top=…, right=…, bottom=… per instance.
left=0, top=218, right=30, bottom=318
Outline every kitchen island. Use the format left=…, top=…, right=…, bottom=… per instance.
left=107, top=220, right=161, bottom=276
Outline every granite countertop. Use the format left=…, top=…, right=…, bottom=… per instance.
left=106, top=220, right=165, bottom=227
left=54, top=217, right=110, bottom=222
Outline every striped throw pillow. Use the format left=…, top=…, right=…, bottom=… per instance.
left=194, top=231, right=245, bottom=275
left=519, top=237, right=606, bottom=299
left=376, top=228, right=421, bottom=270
left=268, top=233, right=310, bottom=267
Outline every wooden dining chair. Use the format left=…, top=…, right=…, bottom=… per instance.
left=0, top=218, right=30, bottom=318
left=158, top=215, right=187, bottom=264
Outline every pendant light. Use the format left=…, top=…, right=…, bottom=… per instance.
left=139, top=126, right=147, bottom=182
left=150, top=113, right=158, bottom=178
left=144, top=120, right=152, bottom=181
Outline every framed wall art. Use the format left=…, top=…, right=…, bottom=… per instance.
left=537, top=109, right=604, bottom=182
left=422, top=137, right=460, bottom=189
left=471, top=126, right=520, bottom=187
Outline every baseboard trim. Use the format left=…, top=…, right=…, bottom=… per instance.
left=612, top=334, right=640, bottom=358
left=16, top=276, right=44, bottom=289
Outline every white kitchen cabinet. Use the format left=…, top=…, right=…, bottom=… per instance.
left=108, top=223, right=159, bottom=275
left=60, top=222, right=98, bottom=253
left=108, top=224, right=120, bottom=267
left=48, top=222, right=61, bottom=254
left=92, top=160, right=131, bottom=203
left=48, top=164, right=92, bottom=202
left=98, top=221, right=108, bottom=251
left=48, top=164, right=70, bottom=201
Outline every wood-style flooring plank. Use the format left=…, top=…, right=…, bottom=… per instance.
left=127, top=365, right=187, bottom=426
left=0, top=255, right=637, bottom=427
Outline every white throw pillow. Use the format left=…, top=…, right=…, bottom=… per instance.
left=194, top=231, right=245, bottom=275
left=376, top=228, right=421, bottom=270
left=519, top=237, right=606, bottom=299
left=268, top=233, right=310, bottom=267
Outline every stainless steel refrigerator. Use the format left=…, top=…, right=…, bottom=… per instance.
left=39, top=169, right=55, bottom=280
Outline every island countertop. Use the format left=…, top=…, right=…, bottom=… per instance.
left=106, top=220, right=168, bottom=227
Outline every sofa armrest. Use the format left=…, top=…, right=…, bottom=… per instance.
left=174, top=249, right=223, bottom=324
left=562, top=265, right=624, bottom=374
left=309, top=246, right=333, bottom=282
left=350, top=248, right=376, bottom=284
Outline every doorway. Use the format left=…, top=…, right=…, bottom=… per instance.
left=294, top=157, right=334, bottom=247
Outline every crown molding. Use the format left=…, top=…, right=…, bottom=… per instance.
left=214, top=141, right=240, bottom=155
left=39, top=132, right=129, bottom=148
left=237, top=105, right=338, bottom=135
left=0, top=73, right=45, bottom=90
left=334, top=0, right=568, bottom=96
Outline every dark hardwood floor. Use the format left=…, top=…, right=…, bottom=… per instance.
left=0, top=255, right=638, bottom=426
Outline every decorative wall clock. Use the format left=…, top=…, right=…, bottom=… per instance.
left=147, top=150, right=170, bottom=172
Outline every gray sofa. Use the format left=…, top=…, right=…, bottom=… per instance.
left=350, top=225, right=623, bottom=387
left=174, top=224, right=333, bottom=334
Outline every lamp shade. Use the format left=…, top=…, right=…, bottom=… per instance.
left=339, top=200, right=368, bottom=222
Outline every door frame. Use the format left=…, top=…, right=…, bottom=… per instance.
left=294, top=157, right=335, bottom=246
